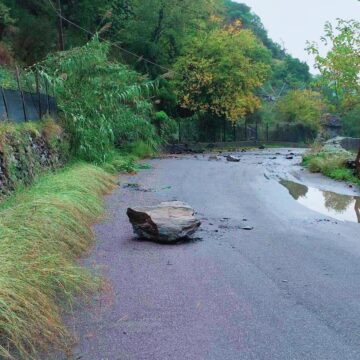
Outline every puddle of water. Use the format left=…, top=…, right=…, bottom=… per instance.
left=280, top=180, right=360, bottom=223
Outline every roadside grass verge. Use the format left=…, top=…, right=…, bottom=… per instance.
left=302, top=152, right=360, bottom=186
left=101, top=149, right=153, bottom=175
left=0, top=163, right=115, bottom=359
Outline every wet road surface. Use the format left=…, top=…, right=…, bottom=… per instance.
left=66, top=149, right=360, bottom=360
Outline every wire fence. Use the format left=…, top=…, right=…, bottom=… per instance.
left=0, top=68, right=57, bottom=123
left=0, top=88, right=57, bottom=123
left=178, top=118, right=316, bottom=144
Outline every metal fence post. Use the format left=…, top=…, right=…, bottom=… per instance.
left=15, top=66, right=27, bottom=122
left=45, top=79, right=50, bottom=114
left=36, top=71, right=42, bottom=118
left=1, top=87, right=9, bottom=120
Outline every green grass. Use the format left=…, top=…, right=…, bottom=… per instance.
left=100, top=150, right=153, bottom=175
left=0, top=163, right=115, bottom=359
left=303, top=152, right=360, bottom=186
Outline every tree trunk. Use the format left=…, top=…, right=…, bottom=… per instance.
left=356, top=146, right=360, bottom=178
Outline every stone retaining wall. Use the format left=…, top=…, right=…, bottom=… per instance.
left=340, top=138, right=360, bottom=152
left=0, top=120, right=69, bottom=198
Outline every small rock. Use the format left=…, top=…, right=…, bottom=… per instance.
left=208, top=155, right=221, bottom=161
left=241, top=226, right=254, bottom=230
left=226, top=155, right=241, bottom=162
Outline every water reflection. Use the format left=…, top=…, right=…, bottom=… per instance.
left=280, top=180, right=360, bottom=223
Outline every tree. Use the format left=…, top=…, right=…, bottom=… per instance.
left=307, top=19, right=360, bottom=111
left=271, top=55, right=311, bottom=90
left=275, top=89, right=325, bottom=131
left=174, top=20, right=271, bottom=124
left=224, top=1, right=285, bottom=59
left=307, top=19, right=360, bottom=176
left=113, top=0, right=223, bottom=75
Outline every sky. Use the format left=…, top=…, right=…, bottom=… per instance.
left=237, top=0, right=360, bottom=73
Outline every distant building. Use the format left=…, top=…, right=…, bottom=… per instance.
left=320, top=114, right=342, bottom=139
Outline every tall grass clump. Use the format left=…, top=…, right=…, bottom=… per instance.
left=0, top=163, right=115, bottom=359
left=303, top=151, right=360, bottom=186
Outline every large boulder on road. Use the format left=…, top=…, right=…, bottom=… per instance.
left=127, top=201, right=201, bottom=243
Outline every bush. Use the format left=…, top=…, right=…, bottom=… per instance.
left=154, top=111, right=178, bottom=143
left=274, top=89, right=326, bottom=131
left=303, top=151, right=360, bottom=185
left=128, top=140, right=158, bottom=158
left=40, top=37, right=159, bottom=163
left=0, top=163, right=115, bottom=359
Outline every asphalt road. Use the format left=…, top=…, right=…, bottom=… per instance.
left=68, top=149, right=360, bottom=360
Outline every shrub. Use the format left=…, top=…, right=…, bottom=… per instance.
left=154, top=111, right=178, bottom=143
left=274, top=89, right=326, bottom=131
left=39, top=37, right=160, bottom=163
left=128, top=140, right=158, bottom=158
left=303, top=151, right=360, bottom=185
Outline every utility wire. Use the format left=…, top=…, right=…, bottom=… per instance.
left=46, top=0, right=175, bottom=74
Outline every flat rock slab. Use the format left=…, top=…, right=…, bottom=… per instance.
left=127, top=201, right=201, bottom=243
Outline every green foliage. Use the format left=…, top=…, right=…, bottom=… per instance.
left=127, top=140, right=157, bottom=158
left=113, top=0, right=222, bottom=75
left=154, top=111, right=178, bottom=143
left=307, top=19, right=360, bottom=112
left=0, top=65, right=15, bottom=88
left=0, top=163, right=115, bottom=359
left=271, top=56, right=311, bottom=90
left=303, top=152, right=360, bottom=186
left=101, top=152, right=137, bottom=174
left=0, top=119, right=68, bottom=197
left=174, top=20, right=272, bottom=123
left=40, top=37, right=159, bottom=163
left=224, top=1, right=285, bottom=59
left=274, top=89, right=326, bottom=131
left=343, top=104, right=360, bottom=138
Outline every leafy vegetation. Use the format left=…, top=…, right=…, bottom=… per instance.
left=174, top=20, right=271, bottom=123
left=303, top=152, right=360, bottom=186
left=0, top=119, right=69, bottom=197
left=0, top=163, right=115, bottom=359
left=0, top=0, right=315, bottom=143
left=307, top=19, right=360, bottom=177
left=0, top=2, right=358, bottom=357
left=40, top=37, right=159, bottom=163
left=274, top=90, right=326, bottom=131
